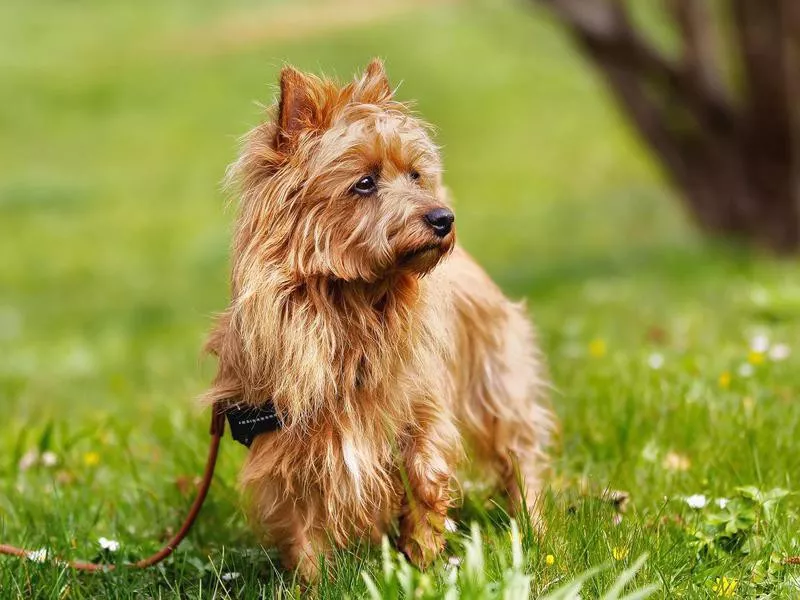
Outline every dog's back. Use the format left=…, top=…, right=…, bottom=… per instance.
left=427, top=246, right=554, bottom=520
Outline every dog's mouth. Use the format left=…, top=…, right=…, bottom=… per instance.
left=400, top=243, right=442, bottom=264
left=397, top=239, right=453, bottom=274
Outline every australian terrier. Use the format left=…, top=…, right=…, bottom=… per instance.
left=204, top=59, right=555, bottom=581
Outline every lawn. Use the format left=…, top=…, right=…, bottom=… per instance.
left=2, top=0, right=800, bottom=597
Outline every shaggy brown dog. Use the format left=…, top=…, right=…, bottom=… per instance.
left=204, top=59, right=555, bottom=581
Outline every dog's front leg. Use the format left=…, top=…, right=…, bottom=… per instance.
left=277, top=523, right=331, bottom=583
left=397, top=410, right=460, bottom=569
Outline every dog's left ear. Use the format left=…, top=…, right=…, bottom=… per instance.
left=353, top=58, right=392, bottom=104
left=275, top=66, right=317, bottom=152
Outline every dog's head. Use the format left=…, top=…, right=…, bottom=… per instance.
left=230, top=59, right=455, bottom=285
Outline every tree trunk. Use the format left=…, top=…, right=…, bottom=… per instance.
left=531, top=0, right=800, bottom=253
left=679, top=141, right=799, bottom=252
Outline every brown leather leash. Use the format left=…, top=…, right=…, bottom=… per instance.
left=0, top=405, right=227, bottom=572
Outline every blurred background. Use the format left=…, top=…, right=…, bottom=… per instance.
left=3, top=0, right=800, bottom=594
left=1, top=0, right=688, bottom=419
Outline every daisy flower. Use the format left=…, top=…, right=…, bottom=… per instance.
left=769, top=343, right=790, bottom=361
left=98, top=537, right=120, bottom=552
left=41, top=451, right=58, bottom=467
left=647, top=353, right=664, bottom=370
left=750, top=334, right=769, bottom=353
left=18, top=450, right=38, bottom=472
left=26, top=548, right=48, bottom=563
left=685, top=494, right=708, bottom=509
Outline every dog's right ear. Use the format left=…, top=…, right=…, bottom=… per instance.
left=354, top=58, right=392, bottom=104
left=275, top=66, right=315, bottom=152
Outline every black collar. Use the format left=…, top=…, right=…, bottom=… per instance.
left=223, top=402, right=282, bottom=448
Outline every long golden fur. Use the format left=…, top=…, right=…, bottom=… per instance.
left=204, top=59, right=555, bottom=581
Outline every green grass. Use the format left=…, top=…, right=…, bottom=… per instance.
left=2, top=0, right=800, bottom=597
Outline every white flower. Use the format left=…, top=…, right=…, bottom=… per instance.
left=98, top=537, right=120, bottom=552
left=715, top=498, right=730, bottom=509
left=647, top=353, right=664, bottom=370
left=41, top=451, right=58, bottom=467
left=26, top=548, right=48, bottom=563
left=641, top=440, right=659, bottom=463
left=738, top=363, right=754, bottom=378
left=750, top=287, right=768, bottom=306
left=447, top=556, right=462, bottom=569
left=444, top=518, right=458, bottom=533
left=19, top=450, right=38, bottom=471
left=770, top=343, right=791, bottom=361
left=685, top=494, right=708, bottom=509
left=221, top=572, right=240, bottom=582
left=750, top=334, right=770, bottom=353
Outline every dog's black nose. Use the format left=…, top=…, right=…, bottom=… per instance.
left=424, top=208, right=455, bottom=237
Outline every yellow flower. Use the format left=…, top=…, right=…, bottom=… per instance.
left=712, top=576, right=738, bottom=597
left=748, top=351, right=764, bottom=365
left=718, top=371, right=731, bottom=389
left=612, top=547, right=628, bottom=561
left=589, top=339, right=607, bottom=358
left=545, top=554, right=555, bottom=566
left=83, top=452, right=100, bottom=467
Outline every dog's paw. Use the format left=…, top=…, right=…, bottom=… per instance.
left=293, top=557, right=322, bottom=584
left=398, top=513, right=446, bottom=569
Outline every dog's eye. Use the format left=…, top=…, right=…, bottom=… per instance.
left=409, top=170, right=420, bottom=181
left=353, top=175, right=377, bottom=196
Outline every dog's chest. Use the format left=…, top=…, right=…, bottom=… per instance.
left=293, top=393, right=412, bottom=491
left=283, top=413, right=406, bottom=529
